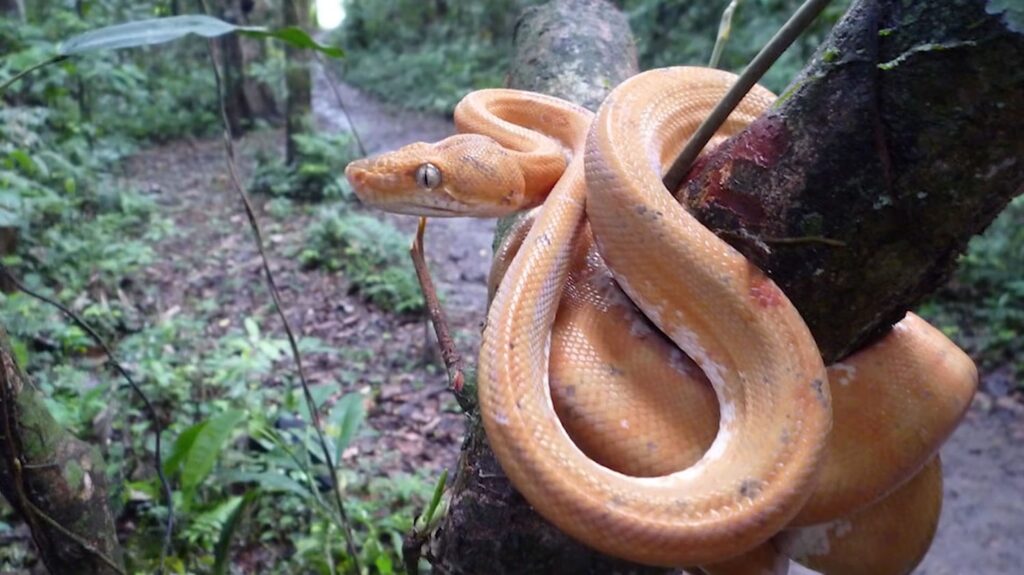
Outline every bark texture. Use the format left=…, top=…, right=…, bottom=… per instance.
left=432, top=0, right=1024, bottom=573
left=683, top=0, right=1024, bottom=362
left=0, top=327, right=123, bottom=574
left=432, top=2, right=655, bottom=574
left=284, top=0, right=312, bottom=165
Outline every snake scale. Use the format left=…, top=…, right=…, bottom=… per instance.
left=345, top=67, right=977, bottom=573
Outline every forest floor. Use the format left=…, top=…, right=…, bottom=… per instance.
left=123, top=67, right=1024, bottom=574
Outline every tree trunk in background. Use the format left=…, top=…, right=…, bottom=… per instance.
left=0, top=327, right=124, bottom=575
left=0, top=0, right=21, bottom=19
left=217, top=0, right=253, bottom=137
left=431, top=0, right=1024, bottom=573
left=239, top=0, right=280, bottom=122
left=432, top=2, right=655, bottom=573
left=284, top=0, right=312, bottom=165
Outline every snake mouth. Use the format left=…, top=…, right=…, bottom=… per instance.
left=344, top=162, right=467, bottom=217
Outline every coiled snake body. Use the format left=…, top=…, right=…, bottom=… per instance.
left=346, top=67, right=977, bottom=572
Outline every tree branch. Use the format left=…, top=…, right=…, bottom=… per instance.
left=432, top=0, right=1024, bottom=572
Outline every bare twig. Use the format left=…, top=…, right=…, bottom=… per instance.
left=315, top=52, right=368, bottom=158
left=709, top=0, right=742, bottom=68
left=410, top=218, right=465, bottom=393
left=663, top=0, right=833, bottom=193
left=200, top=30, right=362, bottom=573
left=0, top=264, right=174, bottom=568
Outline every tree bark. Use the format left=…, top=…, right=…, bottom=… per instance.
left=0, top=327, right=124, bottom=575
left=216, top=0, right=253, bottom=137
left=682, top=0, right=1024, bottom=363
left=431, top=3, right=657, bottom=574
left=431, top=0, right=1024, bottom=573
left=284, top=0, right=312, bottom=165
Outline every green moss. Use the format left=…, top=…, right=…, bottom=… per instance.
left=822, top=47, right=841, bottom=62
left=63, top=459, right=86, bottom=490
left=15, top=391, right=62, bottom=458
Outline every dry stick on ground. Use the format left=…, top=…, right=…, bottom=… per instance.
left=0, top=265, right=175, bottom=566
left=200, top=37, right=363, bottom=572
left=431, top=0, right=1024, bottom=573
left=314, top=52, right=368, bottom=158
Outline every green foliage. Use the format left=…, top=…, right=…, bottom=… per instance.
left=58, top=15, right=344, bottom=58
left=334, top=0, right=539, bottom=114
left=301, top=207, right=425, bottom=314
left=623, top=0, right=853, bottom=93
left=920, top=196, right=1024, bottom=383
left=334, top=0, right=853, bottom=114
left=250, top=132, right=360, bottom=201
left=2, top=4, right=438, bottom=573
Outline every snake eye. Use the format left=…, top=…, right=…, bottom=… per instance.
left=415, top=163, right=442, bottom=190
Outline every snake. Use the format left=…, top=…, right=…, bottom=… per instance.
left=344, top=67, right=977, bottom=571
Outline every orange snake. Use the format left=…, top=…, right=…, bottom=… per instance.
left=345, top=67, right=977, bottom=572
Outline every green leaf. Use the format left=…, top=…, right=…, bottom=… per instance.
left=225, top=470, right=312, bottom=500
left=421, top=469, right=448, bottom=528
left=58, top=15, right=236, bottom=55
left=164, top=419, right=209, bottom=477
left=238, top=26, right=345, bottom=59
left=213, top=491, right=258, bottom=575
left=182, top=409, right=247, bottom=495
left=57, top=15, right=345, bottom=59
left=331, top=392, right=365, bottom=461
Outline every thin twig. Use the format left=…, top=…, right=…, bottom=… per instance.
left=315, top=52, right=368, bottom=158
left=0, top=264, right=175, bottom=568
left=0, top=55, right=67, bottom=93
left=410, top=218, right=465, bottom=393
left=200, top=34, right=363, bottom=573
left=663, top=0, right=833, bottom=193
left=709, top=0, right=742, bottom=69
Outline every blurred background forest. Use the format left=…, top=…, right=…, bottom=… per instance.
left=0, top=0, right=1021, bottom=573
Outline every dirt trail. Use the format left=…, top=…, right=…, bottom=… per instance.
left=130, top=67, right=1023, bottom=572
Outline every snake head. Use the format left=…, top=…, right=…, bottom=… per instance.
left=345, top=134, right=527, bottom=218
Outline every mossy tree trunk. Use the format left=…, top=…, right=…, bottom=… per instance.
left=0, top=327, right=124, bottom=575
left=283, top=0, right=312, bottom=165
left=430, top=0, right=1023, bottom=573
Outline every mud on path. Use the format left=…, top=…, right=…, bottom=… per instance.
left=125, top=68, right=1023, bottom=573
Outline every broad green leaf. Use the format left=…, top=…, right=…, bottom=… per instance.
left=330, top=392, right=365, bottom=461
left=239, top=26, right=345, bottom=58
left=58, top=16, right=235, bottom=55
left=163, top=419, right=209, bottom=477
left=182, top=409, right=247, bottom=495
left=57, top=15, right=344, bottom=58
left=422, top=469, right=448, bottom=527
left=243, top=316, right=260, bottom=341
left=213, top=491, right=258, bottom=575
left=225, top=470, right=312, bottom=499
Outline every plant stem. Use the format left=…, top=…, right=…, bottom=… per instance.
left=709, top=0, right=742, bottom=69
left=0, top=55, right=68, bottom=93
left=663, top=0, right=833, bottom=193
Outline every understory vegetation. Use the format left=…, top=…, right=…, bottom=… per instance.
left=334, top=0, right=853, bottom=114
left=2, top=2, right=434, bottom=572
